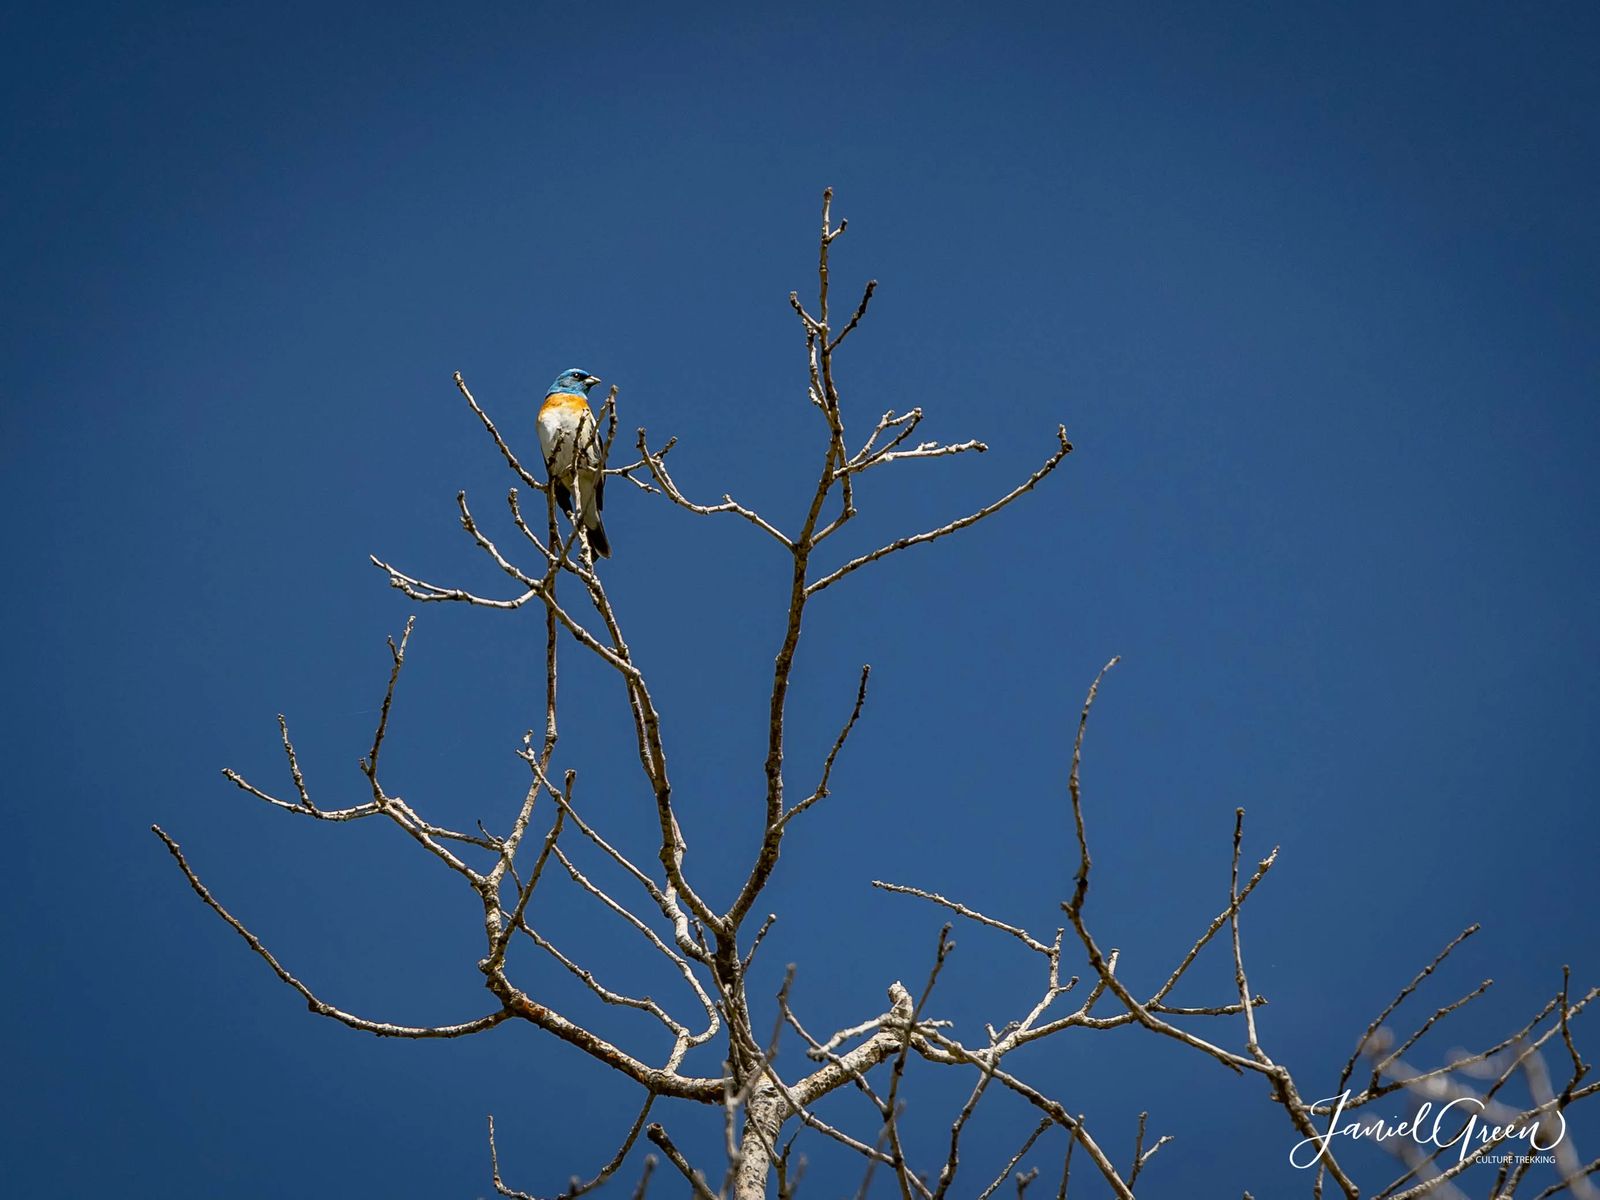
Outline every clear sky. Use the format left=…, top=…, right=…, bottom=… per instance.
left=4, top=2, right=1598, bottom=1196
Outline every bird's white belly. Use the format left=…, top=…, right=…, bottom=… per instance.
left=538, top=408, right=597, bottom=475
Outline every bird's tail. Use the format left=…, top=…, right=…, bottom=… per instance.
left=586, top=512, right=611, bottom=558
left=566, top=473, right=608, bottom=563
left=570, top=473, right=611, bottom=559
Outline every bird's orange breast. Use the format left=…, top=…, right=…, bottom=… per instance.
left=540, top=391, right=593, bottom=419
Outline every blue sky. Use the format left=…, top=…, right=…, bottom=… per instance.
left=4, top=2, right=1598, bottom=1196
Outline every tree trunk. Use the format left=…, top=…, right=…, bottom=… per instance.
left=732, top=1085, right=785, bottom=1200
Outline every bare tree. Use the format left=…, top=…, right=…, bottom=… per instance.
left=155, top=190, right=1597, bottom=1199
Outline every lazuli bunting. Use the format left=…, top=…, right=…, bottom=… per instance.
left=536, top=368, right=610, bottom=558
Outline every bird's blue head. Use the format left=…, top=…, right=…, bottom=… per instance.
left=547, top=368, right=602, bottom=397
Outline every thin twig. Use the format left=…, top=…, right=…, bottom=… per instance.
left=153, top=825, right=511, bottom=1039
left=807, top=427, right=1073, bottom=596
left=975, top=1118, right=1051, bottom=1200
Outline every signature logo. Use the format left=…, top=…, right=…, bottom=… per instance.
left=1290, top=1090, right=1566, bottom=1168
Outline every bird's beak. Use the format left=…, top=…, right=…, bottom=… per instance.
left=584, top=374, right=602, bottom=386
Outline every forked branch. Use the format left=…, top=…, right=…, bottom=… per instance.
left=155, top=189, right=1593, bottom=1200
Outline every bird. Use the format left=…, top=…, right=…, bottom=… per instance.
left=536, top=368, right=611, bottom=558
